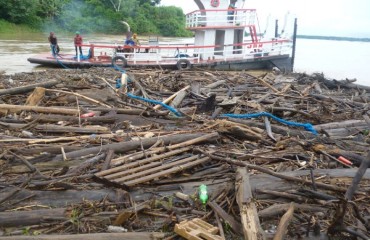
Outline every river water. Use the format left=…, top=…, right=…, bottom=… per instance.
left=1, top=32, right=369, bottom=86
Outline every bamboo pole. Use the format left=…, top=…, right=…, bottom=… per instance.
left=0, top=104, right=79, bottom=115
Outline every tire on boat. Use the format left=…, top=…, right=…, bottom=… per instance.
left=112, top=56, right=127, bottom=70
left=176, top=59, right=191, bottom=70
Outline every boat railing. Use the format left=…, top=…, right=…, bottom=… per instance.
left=188, top=39, right=291, bottom=61
left=81, top=38, right=291, bottom=65
left=186, top=9, right=256, bottom=28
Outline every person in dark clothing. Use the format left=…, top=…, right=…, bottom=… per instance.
left=48, top=32, right=59, bottom=55
left=124, top=33, right=135, bottom=46
left=228, top=0, right=237, bottom=22
left=74, top=31, right=83, bottom=56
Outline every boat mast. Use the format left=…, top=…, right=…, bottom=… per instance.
left=291, top=18, right=298, bottom=71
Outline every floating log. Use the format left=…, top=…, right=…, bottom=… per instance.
left=52, top=132, right=219, bottom=161
left=0, top=188, right=120, bottom=209
left=0, top=208, right=66, bottom=228
left=0, top=232, right=165, bottom=240
left=0, top=104, right=79, bottom=115
left=29, top=114, right=118, bottom=124
left=0, top=79, right=59, bottom=96
left=258, top=203, right=325, bottom=219
left=0, top=122, right=110, bottom=134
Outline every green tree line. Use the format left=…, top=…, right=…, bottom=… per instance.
left=0, top=0, right=192, bottom=37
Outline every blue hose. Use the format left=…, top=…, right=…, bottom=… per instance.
left=221, top=112, right=318, bottom=135
left=113, top=64, right=181, bottom=116
left=51, top=45, right=71, bottom=69
left=126, top=92, right=182, bottom=117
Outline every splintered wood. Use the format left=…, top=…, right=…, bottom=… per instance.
left=175, top=218, right=223, bottom=240
left=96, top=155, right=210, bottom=187
left=0, top=68, right=369, bottom=240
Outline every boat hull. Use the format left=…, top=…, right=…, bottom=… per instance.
left=198, top=54, right=292, bottom=72
left=28, top=53, right=292, bottom=71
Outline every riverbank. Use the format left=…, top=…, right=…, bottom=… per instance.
left=0, top=68, right=369, bottom=239
left=0, top=20, right=38, bottom=35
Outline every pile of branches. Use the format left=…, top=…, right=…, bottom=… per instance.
left=0, top=68, right=369, bottom=240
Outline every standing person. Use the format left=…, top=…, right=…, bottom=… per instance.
left=124, top=32, right=134, bottom=46
left=48, top=32, right=59, bottom=55
left=132, top=33, right=141, bottom=52
left=74, top=31, right=83, bottom=56
left=123, top=32, right=135, bottom=56
left=228, top=0, right=237, bottom=22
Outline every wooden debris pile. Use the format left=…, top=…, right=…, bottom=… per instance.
left=0, top=68, right=369, bottom=240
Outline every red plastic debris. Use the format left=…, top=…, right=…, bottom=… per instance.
left=80, top=112, right=95, bottom=118
left=337, top=156, right=353, bottom=166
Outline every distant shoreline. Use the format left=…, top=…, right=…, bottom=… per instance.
left=297, top=35, right=370, bottom=42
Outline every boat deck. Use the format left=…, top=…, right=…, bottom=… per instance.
left=28, top=51, right=292, bottom=71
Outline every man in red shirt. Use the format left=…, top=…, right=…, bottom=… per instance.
left=74, top=31, right=83, bottom=56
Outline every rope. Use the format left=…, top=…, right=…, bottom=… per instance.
left=51, top=45, right=71, bottom=69
left=221, top=112, right=318, bottom=135
left=126, top=93, right=182, bottom=117
left=50, top=46, right=92, bottom=69
left=113, top=67, right=182, bottom=117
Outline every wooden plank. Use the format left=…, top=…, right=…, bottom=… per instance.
left=96, top=147, right=191, bottom=177
left=236, top=167, right=266, bottom=240
left=53, top=133, right=212, bottom=161
left=153, top=85, right=190, bottom=110
left=0, top=104, right=79, bottom=115
left=208, top=201, right=243, bottom=236
left=105, top=160, right=164, bottom=180
left=123, top=156, right=210, bottom=186
left=175, top=218, right=223, bottom=240
left=105, top=132, right=219, bottom=166
left=111, top=155, right=199, bottom=182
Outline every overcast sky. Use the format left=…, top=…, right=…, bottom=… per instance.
left=160, top=0, right=370, bottom=38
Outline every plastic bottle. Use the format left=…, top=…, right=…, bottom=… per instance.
left=199, top=184, right=208, bottom=205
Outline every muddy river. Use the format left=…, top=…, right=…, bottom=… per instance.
left=0, top=32, right=192, bottom=74
left=1, top=32, right=369, bottom=87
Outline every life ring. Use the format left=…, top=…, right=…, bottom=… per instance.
left=112, top=56, right=127, bottom=70
left=176, top=59, right=191, bottom=70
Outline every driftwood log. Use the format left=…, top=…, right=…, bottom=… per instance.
left=235, top=167, right=265, bottom=240
left=0, top=232, right=165, bottom=240
left=0, top=80, right=59, bottom=96
left=52, top=132, right=219, bottom=161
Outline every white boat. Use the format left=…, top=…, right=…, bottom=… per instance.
left=28, top=0, right=295, bottom=72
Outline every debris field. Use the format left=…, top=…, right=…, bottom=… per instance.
left=0, top=68, right=369, bottom=240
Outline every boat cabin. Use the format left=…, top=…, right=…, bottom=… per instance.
left=28, top=0, right=294, bottom=71
left=186, top=0, right=290, bottom=61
